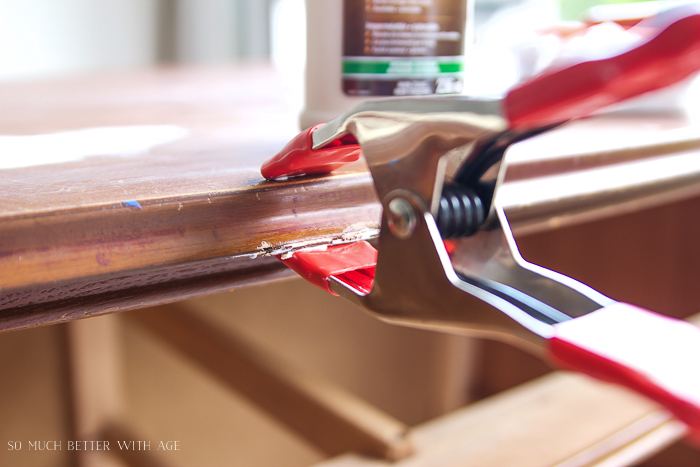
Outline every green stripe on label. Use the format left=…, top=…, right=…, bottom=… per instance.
left=343, top=59, right=463, bottom=75
left=438, top=62, right=462, bottom=73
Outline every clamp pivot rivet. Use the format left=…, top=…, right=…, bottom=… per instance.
left=387, top=197, right=417, bottom=239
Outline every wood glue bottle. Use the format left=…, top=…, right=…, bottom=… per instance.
left=301, top=0, right=472, bottom=129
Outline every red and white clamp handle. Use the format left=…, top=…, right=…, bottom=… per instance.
left=550, top=303, right=700, bottom=440
left=505, top=4, right=700, bottom=128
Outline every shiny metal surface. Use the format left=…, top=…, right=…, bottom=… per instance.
left=329, top=198, right=553, bottom=350
left=319, top=100, right=618, bottom=349
left=311, top=96, right=503, bottom=149
left=345, top=111, right=506, bottom=210
left=449, top=207, right=614, bottom=319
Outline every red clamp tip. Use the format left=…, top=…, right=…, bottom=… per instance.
left=262, top=124, right=363, bottom=180
left=278, top=241, right=377, bottom=295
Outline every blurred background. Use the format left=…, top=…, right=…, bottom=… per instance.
left=0, top=0, right=674, bottom=82
left=3, top=0, right=696, bottom=112
left=0, top=0, right=277, bottom=81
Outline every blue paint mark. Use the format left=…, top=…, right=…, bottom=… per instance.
left=123, top=200, right=142, bottom=210
left=389, top=159, right=399, bottom=166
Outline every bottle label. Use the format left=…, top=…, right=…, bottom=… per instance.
left=343, top=0, right=466, bottom=96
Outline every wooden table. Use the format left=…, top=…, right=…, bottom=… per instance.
left=2, top=64, right=700, bottom=467
left=0, top=65, right=375, bottom=331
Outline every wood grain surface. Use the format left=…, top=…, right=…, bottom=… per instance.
left=129, top=303, right=413, bottom=461
left=0, top=65, right=379, bottom=330
left=2, top=64, right=700, bottom=331
left=312, top=372, right=685, bottom=467
left=314, top=311, right=700, bottom=466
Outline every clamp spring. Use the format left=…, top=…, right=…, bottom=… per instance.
left=436, top=184, right=485, bottom=239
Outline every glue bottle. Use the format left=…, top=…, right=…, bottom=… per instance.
left=301, top=0, right=472, bottom=129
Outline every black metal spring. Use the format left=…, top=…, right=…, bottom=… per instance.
left=435, top=126, right=558, bottom=239
left=436, top=184, right=485, bottom=239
